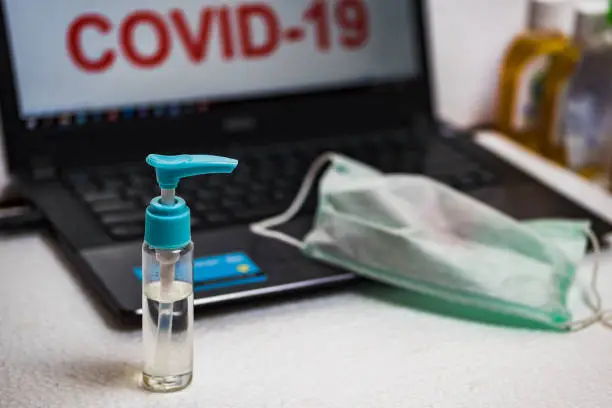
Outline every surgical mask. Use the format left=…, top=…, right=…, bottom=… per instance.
left=251, top=153, right=612, bottom=331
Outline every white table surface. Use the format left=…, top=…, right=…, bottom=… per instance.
left=2, top=131, right=612, bottom=408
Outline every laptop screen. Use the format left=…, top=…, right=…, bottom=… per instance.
left=2, top=0, right=421, bottom=129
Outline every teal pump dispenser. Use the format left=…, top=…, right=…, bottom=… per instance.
left=141, top=154, right=238, bottom=393
left=144, top=154, right=238, bottom=250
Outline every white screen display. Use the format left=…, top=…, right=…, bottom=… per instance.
left=2, top=0, right=420, bottom=117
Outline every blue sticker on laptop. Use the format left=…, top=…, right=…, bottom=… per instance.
left=133, top=251, right=267, bottom=292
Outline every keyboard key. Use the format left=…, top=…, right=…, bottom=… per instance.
left=110, top=224, right=144, bottom=239
left=124, top=189, right=146, bottom=201
left=130, top=185, right=157, bottom=197
left=477, top=170, right=497, bottom=186
left=196, top=190, right=216, bottom=200
left=232, top=171, right=251, bottom=184
left=82, top=190, right=120, bottom=203
left=234, top=207, right=275, bottom=221
left=205, top=212, right=229, bottom=224
left=181, top=178, right=201, bottom=191
left=207, top=175, right=225, bottom=187
left=273, top=191, right=289, bottom=203
left=180, top=191, right=197, bottom=203
left=68, top=174, right=98, bottom=193
left=101, top=210, right=145, bottom=225
left=222, top=197, right=246, bottom=211
left=250, top=182, right=268, bottom=193
left=273, top=178, right=291, bottom=189
left=247, top=194, right=267, bottom=207
left=68, top=172, right=91, bottom=184
left=193, top=201, right=212, bottom=213
left=91, top=199, right=137, bottom=213
left=100, top=177, right=123, bottom=191
left=223, top=185, right=245, bottom=197
left=126, top=173, right=147, bottom=186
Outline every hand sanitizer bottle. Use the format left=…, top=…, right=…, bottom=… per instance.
left=560, top=2, right=612, bottom=183
left=496, top=0, right=572, bottom=149
left=538, top=3, right=606, bottom=166
left=141, top=154, right=238, bottom=392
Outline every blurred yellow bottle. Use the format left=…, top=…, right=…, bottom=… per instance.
left=496, top=0, right=572, bottom=151
left=539, top=3, right=608, bottom=179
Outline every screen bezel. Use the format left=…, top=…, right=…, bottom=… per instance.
left=0, top=0, right=436, bottom=175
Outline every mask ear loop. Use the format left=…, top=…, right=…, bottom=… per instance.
left=250, top=152, right=336, bottom=249
left=566, top=228, right=612, bottom=331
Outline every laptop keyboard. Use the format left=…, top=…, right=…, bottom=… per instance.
left=64, top=130, right=499, bottom=241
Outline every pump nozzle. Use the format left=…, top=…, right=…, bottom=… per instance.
left=147, top=154, right=238, bottom=190
left=144, top=153, right=238, bottom=250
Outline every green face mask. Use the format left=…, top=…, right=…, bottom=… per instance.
left=251, top=153, right=608, bottom=331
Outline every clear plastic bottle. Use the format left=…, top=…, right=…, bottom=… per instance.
left=140, top=154, right=238, bottom=393
left=560, top=2, right=612, bottom=183
left=142, top=241, right=194, bottom=392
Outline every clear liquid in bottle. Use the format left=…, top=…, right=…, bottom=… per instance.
left=142, top=243, right=194, bottom=392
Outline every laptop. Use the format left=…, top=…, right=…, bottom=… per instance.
left=0, top=0, right=609, bottom=324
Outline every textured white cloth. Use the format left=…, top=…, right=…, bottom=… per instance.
left=2, top=234, right=612, bottom=408
left=2, top=132, right=612, bottom=407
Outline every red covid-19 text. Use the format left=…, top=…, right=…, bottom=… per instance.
left=66, top=0, right=370, bottom=73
